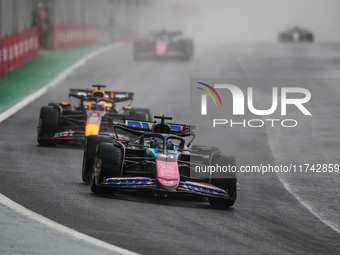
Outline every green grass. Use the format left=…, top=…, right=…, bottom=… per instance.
left=0, top=44, right=105, bottom=112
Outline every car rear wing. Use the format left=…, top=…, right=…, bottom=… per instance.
left=113, top=120, right=195, bottom=137
left=68, top=89, right=134, bottom=103
left=152, top=31, right=182, bottom=38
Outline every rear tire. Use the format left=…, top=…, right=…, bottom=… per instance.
left=129, top=108, right=152, bottom=121
left=135, top=108, right=152, bottom=121
left=208, top=155, right=237, bottom=208
left=184, top=39, right=193, bottom=60
left=307, top=34, right=314, bottom=42
left=82, top=135, right=114, bottom=183
left=179, top=39, right=193, bottom=60
left=91, top=142, right=122, bottom=194
left=37, top=106, right=60, bottom=146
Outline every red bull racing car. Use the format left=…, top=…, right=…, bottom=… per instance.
left=82, top=115, right=238, bottom=207
left=133, top=30, right=193, bottom=61
left=37, top=85, right=152, bottom=146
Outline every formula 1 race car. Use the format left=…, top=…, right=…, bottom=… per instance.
left=37, top=85, right=152, bottom=146
left=82, top=115, right=237, bottom=207
left=133, top=30, right=193, bottom=61
left=279, top=26, right=314, bottom=42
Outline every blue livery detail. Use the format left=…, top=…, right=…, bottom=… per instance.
left=125, top=120, right=183, bottom=132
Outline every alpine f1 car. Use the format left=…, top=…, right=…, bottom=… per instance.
left=37, top=85, right=152, bottom=146
left=82, top=115, right=238, bottom=207
left=133, top=30, right=193, bottom=61
left=279, top=26, right=314, bottom=42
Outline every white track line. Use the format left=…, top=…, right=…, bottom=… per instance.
left=0, top=194, right=138, bottom=255
left=0, top=43, right=139, bottom=254
left=277, top=175, right=340, bottom=235
left=235, top=55, right=340, bottom=236
left=0, top=43, right=122, bottom=123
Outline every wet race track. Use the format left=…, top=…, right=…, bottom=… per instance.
left=1, top=43, right=340, bottom=254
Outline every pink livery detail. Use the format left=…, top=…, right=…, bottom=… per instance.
left=156, top=160, right=179, bottom=188
left=155, top=43, right=167, bottom=56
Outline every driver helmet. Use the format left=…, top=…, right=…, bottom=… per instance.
left=153, top=137, right=172, bottom=149
left=89, top=101, right=97, bottom=110
left=96, top=101, right=105, bottom=111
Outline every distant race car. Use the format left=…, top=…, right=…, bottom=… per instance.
left=134, top=30, right=193, bottom=61
left=37, top=85, right=152, bottom=146
left=279, top=26, right=314, bottom=42
left=82, top=115, right=238, bottom=207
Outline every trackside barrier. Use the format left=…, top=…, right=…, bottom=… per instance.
left=0, top=37, right=8, bottom=79
left=0, top=27, right=39, bottom=80
left=54, top=24, right=96, bottom=50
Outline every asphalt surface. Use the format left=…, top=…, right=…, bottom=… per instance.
left=1, top=43, right=340, bottom=254
left=0, top=199, right=130, bottom=255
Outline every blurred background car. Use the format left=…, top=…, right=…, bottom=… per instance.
left=279, top=26, right=314, bottom=42
left=133, top=30, right=193, bottom=61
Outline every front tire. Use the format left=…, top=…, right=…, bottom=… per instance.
left=37, top=106, right=60, bottom=146
left=82, top=135, right=114, bottom=183
left=90, top=142, right=123, bottom=194
left=208, top=155, right=237, bottom=208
